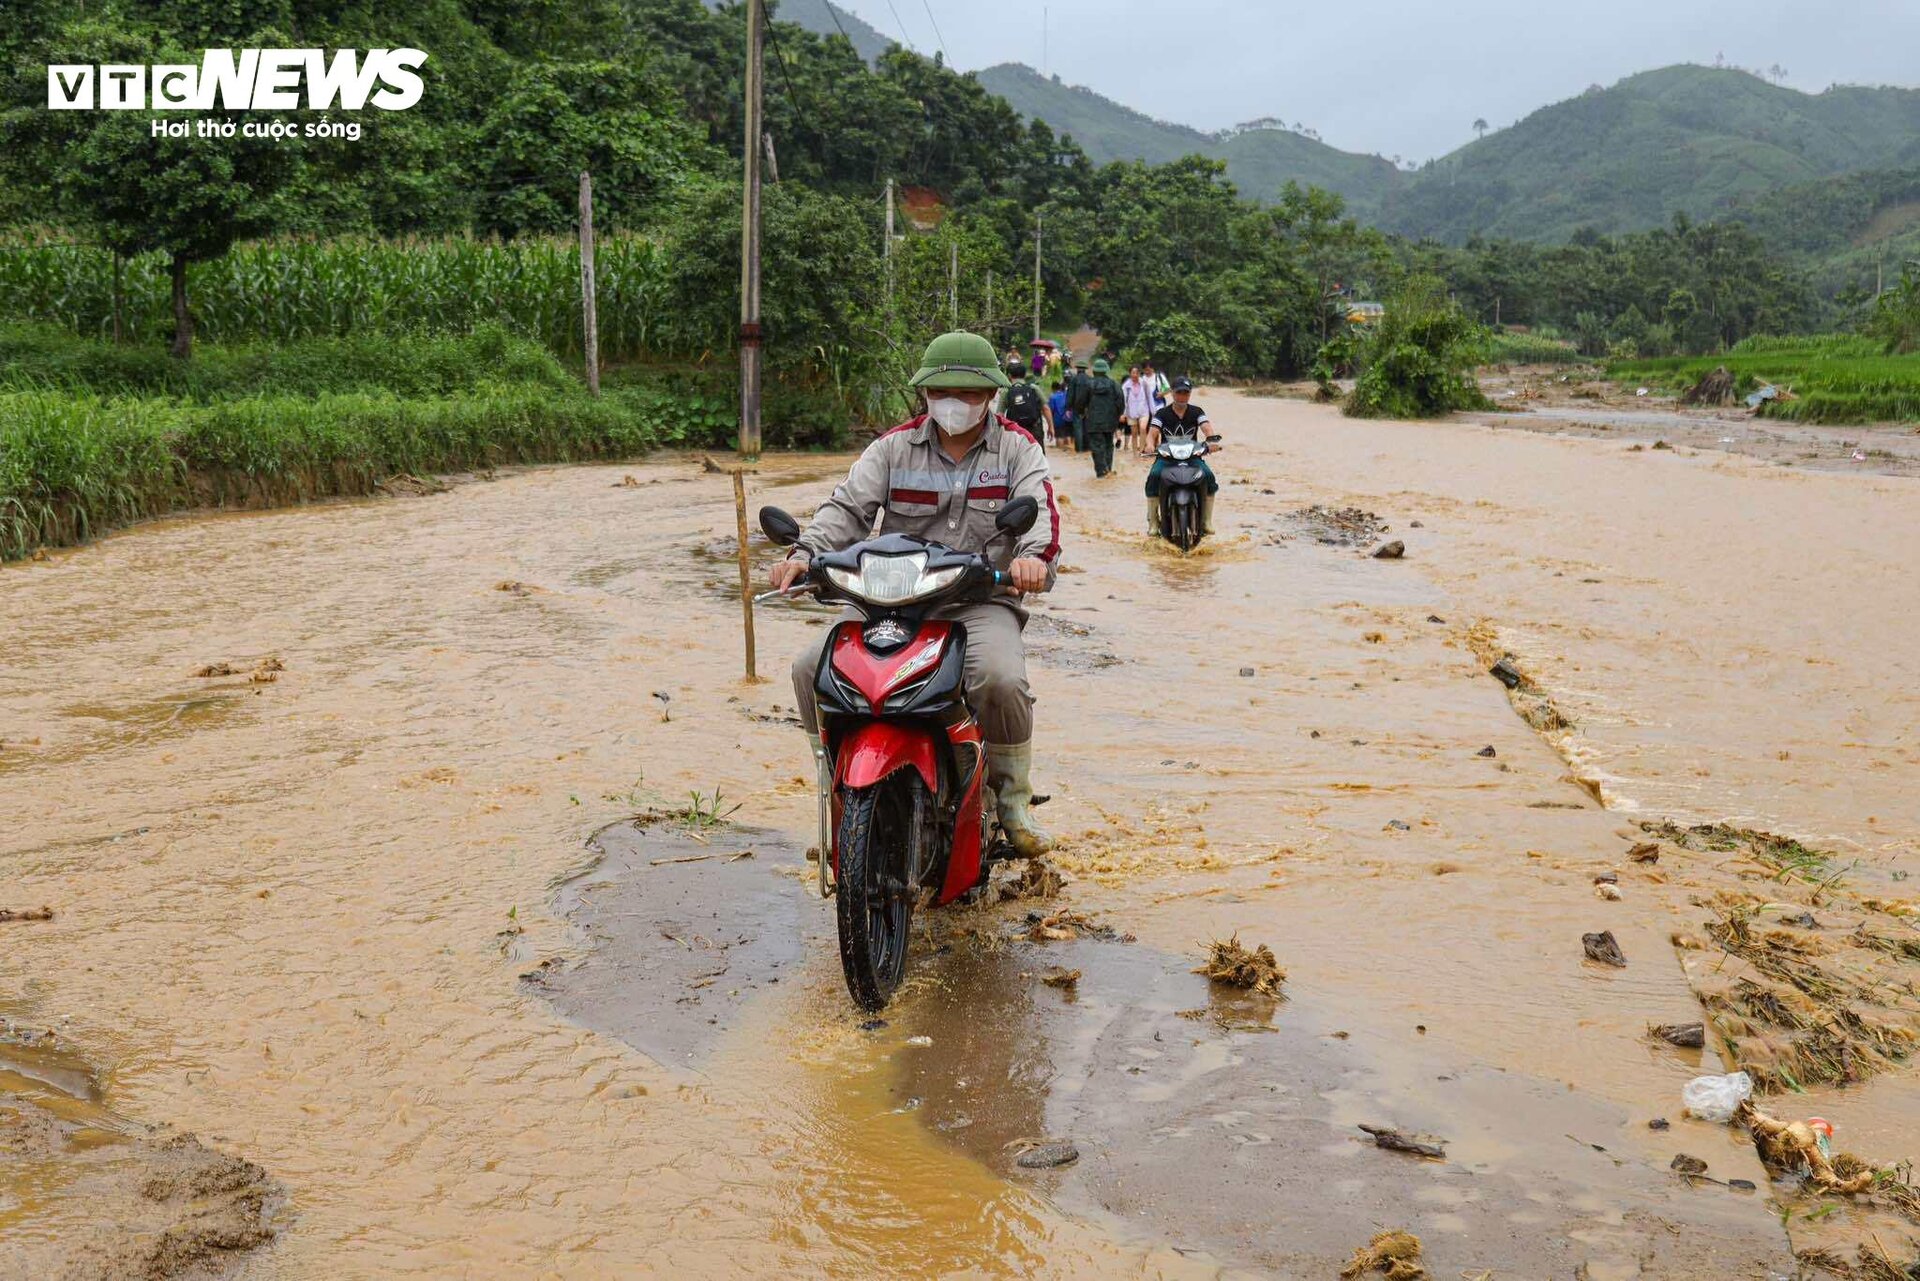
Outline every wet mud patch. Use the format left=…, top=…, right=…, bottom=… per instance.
left=884, top=926, right=1788, bottom=1277
left=1024, top=610, right=1123, bottom=671
left=1270, top=504, right=1391, bottom=549
left=537, top=821, right=822, bottom=1070
left=0, top=1097, right=278, bottom=1281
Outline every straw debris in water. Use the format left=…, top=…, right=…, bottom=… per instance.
left=1195, top=935, right=1286, bottom=997
left=1340, top=1228, right=1428, bottom=1279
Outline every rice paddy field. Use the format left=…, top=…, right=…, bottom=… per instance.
left=1609, top=335, right=1920, bottom=424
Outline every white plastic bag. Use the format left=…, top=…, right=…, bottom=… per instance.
left=1682, top=1071, right=1753, bottom=1123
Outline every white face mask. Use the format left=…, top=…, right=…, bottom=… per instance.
left=927, top=396, right=985, bottom=435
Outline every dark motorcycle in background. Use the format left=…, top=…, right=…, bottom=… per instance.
left=1155, top=433, right=1223, bottom=552
left=758, top=497, right=1040, bottom=1010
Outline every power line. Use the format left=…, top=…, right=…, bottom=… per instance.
left=761, top=5, right=818, bottom=144
left=880, top=0, right=916, bottom=51
left=919, top=0, right=949, bottom=64
left=820, top=0, right=854, bottom=48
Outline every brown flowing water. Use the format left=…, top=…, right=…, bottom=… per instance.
left=2, top=395, right=1915, bottom=1276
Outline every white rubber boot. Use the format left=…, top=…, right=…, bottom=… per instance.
left=986, top=742, right=1054, bottom=857
left=1147, top=498, right=1162, bottom=535
left=1201, top=492, right=1216, bottom=536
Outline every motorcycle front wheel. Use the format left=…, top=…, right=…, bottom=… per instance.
left=834, top=774, right=921, bottom=1010
left=1172, top=498, right=1197, bottom=552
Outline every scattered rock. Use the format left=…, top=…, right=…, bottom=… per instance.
left=1014, top=1142, right=1079, bottom=1170
left=1594, top=871, right=1619, bottom=884
left=1652, top=440, right=1674, bottom=451
left=1671, top=1153, right=1709, bottom=1176
left=1195, top=935, right=1286, bottom=997
left=1359, top=1124, right=1446, bottom=1159
left=193, top=662, right=238, bottom=677
left=859, top=1018, right=888, bottom=1032
left=1596, top=883, right=1623, bottom=901
left=1341, top=1228, right=1428, bottom=1279
left=1652, top=1022, right=1706, bottom=1049
left=1489, top=657, right=1525, bottom=690
left=905, top=1035, right=932, bottom=1047
left=1476, top=745, right=1497, bottom=758
left=1410, top=520, right=1424, bottom=528
left=1372, top=540, right=1406, bottom=560
left=1385, top=819, right=1411, bottom=832
left=1426, top=614, right=1446, bottom=624
left=1582, top=930, right=1627, bottom=967
left=1239, top=667, right=1256, bottom=677
left=1649, top=1118, right=1671, bottom=1131
left=0, top=906, right=55, bottom=923
left=1039, top=967, right=1081, bottom=990
left=1627, top=842, right=1662, bottom=863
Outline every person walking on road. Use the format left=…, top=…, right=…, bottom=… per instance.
left=1122, top=365, right=1154, bottom=457
left=1000, top=364, right=1050, bottom=452
left=1066, top=359, right=1092, bottom=453
left=1077, top=358, right=1125, bottom=478
left=1046, top=379, right=1070, bottom=450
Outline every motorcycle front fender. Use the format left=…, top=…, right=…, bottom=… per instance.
left=835, top=719, right=941, bottom=793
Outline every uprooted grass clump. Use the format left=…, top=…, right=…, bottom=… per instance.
left=1195, top=935, right=1286, bottom=997
left=1340, top=1228, right=1427, bottom=1279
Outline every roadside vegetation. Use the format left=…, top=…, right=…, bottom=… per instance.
left=1609, top=334, right=1920, bottom=424
left=1341, top=277, right=1492, bottom=419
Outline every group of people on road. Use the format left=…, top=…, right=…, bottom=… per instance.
left=993, top=348, right=1222, bottom=534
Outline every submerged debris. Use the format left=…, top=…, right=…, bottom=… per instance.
left=1741, top=1102, right=1876, bottom=1194
left=1371, top=540, right=1406, bottom=560
left=0, top=906, right=55, bottom=923
left=1039, top=966, right=1080, bottom=990
left=1359, top=1123, right=1446, bottom=1159
left=1195, top=935, right=1286, bottom=997
left=1671, top=1153, right=1709, bottom=1176
left=1652, top=1022, right=1707, bottom=1049
left=1024, top=908, right=1115, bottom=943
left=1013, top=1141, right=1080, bottom=1170
left=1583, top=930, right=1628, bottom=967
left=193, top=661, right=238, bottom=677
left=1341, top=1228, right=1428, bottom=1280
left=1682, top=365, right=1736, bottom=407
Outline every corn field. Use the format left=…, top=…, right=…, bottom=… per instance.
left=0, top=236, right=679, bottom=361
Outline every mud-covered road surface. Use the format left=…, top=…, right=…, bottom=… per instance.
left=4, top=394, right=1917, bottom=1276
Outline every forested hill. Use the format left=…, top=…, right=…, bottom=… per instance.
left=751, top=0, right=893, bottom=63
left=1382, top=66, right=1920, bottom=242
left=975, top=62, right=1403, bottom=220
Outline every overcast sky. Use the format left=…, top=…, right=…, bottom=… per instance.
left=831, top=0, right=1920, bottom=161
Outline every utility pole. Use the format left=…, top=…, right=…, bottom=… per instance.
left=883, top=177, right=895, bottom=319
left=738, top=0, right=765, bottom=456
left=949, top=241, right=958, bottom=328
left=578, top=171, right=599, bottom=396
left=1032, top=212, right=1043, bottom=342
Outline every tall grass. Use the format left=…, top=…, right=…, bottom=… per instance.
left=1484, top=330, right=1585, bottom=365
left=1609, top=336, right=1920, bottom=424
left=0, top=236, right=675, bottom=360
left=0, top=383, right=691, bottom=560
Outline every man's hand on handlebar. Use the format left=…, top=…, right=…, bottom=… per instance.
left=1009, top=557, right=1048, bottom=594
left=769, top=555, right=810, bottom=592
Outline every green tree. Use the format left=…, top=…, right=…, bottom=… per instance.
left=1344, top=276, right=1491, bottom=419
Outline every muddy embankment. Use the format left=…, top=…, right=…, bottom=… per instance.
left=1, top=397, right=1915, bottom=1276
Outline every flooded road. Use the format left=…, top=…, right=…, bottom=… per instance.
left=3, top=395, right=1914, bottom=1275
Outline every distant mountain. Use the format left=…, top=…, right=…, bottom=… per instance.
left=1383, top=66, right=1920, bottom=243
left=974, top=62, right=1403, bottom=220
left=1724, top=165, right=1920, bottom=293
left=760, top=0, right=895, bottom=62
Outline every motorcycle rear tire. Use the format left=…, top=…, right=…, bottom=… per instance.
left=835, top=775, right=918, bottom=1010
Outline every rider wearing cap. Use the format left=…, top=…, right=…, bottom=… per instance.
left=770, top=332, right=1063, bottom=856
left=1145, top=376, right=1224, bottom=534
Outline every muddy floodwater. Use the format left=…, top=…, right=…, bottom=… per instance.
left=4, top=394, right=1918, bottom=1277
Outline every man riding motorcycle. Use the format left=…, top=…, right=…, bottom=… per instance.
left=770, top=331, right=1062, bottom=856
left=1145, top=376, right=1224, bottom=534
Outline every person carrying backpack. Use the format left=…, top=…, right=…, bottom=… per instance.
left=1077, top=358, right=1125, bottom=478
left=1000, top=366, right=1050, bottom=451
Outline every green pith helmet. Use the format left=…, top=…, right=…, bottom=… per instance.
left=1091, top=358, right=1111, bottom=375
left=908, top=331, right=1011, bottom=390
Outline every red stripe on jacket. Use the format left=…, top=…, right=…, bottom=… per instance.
left=967, top=485, right=1010, bottom=500
left=998, top=416, right=1063, bottom=565
left=889, top=488, right=940, bottom=506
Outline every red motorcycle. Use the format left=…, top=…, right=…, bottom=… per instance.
left=759, top=497, right=1040, bottom=1009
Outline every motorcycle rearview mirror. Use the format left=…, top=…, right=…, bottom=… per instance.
left=995, top=495, right=1040, bottom=536
left=758, top=506, right=802, bottom=546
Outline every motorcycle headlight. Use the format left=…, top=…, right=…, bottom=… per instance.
left=824, top=553, right=964, bottom=605
left=1168, top=440, right=1195, bottom=460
